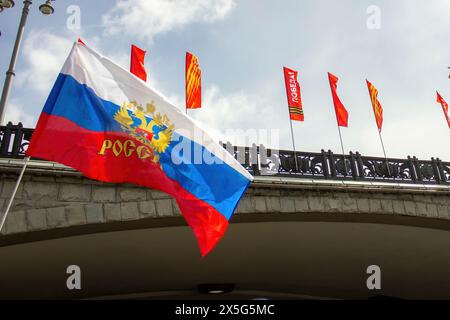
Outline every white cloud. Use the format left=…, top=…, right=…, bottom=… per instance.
left=16, top=30, right=74, bottom=96
left=108, top=52, right=130, bottom=70
left=102, top=0, right=235, bottom=42
left=11, top=30, right=130, bottom=127
left=4, top=100, right=35, bottom=127
left=186, top=85, right=283, bottom=147
left=16, top=30, right=130, bottom=95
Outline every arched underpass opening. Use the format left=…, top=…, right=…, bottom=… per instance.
left=1, top=219, right=450, bottom=299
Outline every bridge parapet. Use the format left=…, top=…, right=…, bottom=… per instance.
left=1, top=122, right=449, bottom=185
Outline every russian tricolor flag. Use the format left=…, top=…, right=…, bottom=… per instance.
left=26, top=42, right=253, bottom=256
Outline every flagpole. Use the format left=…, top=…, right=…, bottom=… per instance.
left=377, top=130, right=391, bottom=176
left=288, top=117, right=299, bottom=172
left=367, top=80, right=391, bottom=177
left=0, top=156, right=30, bottom=233
left=328, top=72, right=349, bottom=176
left=336, top=125, right=348, bottom=175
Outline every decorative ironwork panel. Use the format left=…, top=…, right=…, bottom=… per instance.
left=259, top=149, right=324, bottom=178
left=357, top=155, right=415, bottom=183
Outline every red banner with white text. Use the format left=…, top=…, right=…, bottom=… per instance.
left=283, top=67, right=304, bottom=121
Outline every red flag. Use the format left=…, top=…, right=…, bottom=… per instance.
left=436, top=91, right=450, bottom=129
left=328, top=72, right=349, bottom=127
left=366, top=79, right=384, bottom=132
left=77, top=38, right=86, bottom=46
left=283, top=67, right=304, bottom=121
left=186, top=52, right=202, bottom=109
left=130, top=44, right=147, bottom=82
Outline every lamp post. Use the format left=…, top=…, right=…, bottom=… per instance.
left=0, top=0, right=55, bottom=125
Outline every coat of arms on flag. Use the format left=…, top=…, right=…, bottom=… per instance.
left=114, top=100, right=174, bottom=156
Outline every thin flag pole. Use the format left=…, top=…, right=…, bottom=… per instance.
left=288, top=117, right=299, bottom=172
left=336, top=125, right=348, bottom=174
left=328, top=72, right=349, bottom=176
left=0, top=156, right=30, bottom=233
left=283, top=67, right=302, bottom=173
left=367, top=80, right=391, bottom=177
left=378, top=130, right=391, bottom=176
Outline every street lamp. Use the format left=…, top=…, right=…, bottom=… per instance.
left=0, top=0, right=55, bottom=125
left=39, top=0, right=54, bottom=15
left=1, top=0, right=16, bottom=9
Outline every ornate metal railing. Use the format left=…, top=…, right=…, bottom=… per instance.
left=0, top=122, right=33, bottom=159
left=1, top=122, right=449, bottom=185
left=218, top=142, right=450, bottom=185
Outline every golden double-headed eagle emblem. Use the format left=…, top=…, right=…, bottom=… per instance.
left=113, top=100, right=174, bottom=162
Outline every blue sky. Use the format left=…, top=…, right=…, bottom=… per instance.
left=0, top=0, right=449, bottom=160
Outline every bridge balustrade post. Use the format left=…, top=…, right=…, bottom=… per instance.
left=225, top=141, right=234, bottom=158
left=431, top=157, right=442, bottom=184
left=0, top=121, right=14, bottom=156
left=236, top=145, right=245, bottom=165
left=244, top=146, right=250, bottom=165
left=11, top=122, right=23, bottom=157
left=250, top=143, right=260, bottom=175
left=355, top=152, right=365, bottom=179
left=321, top=149, right=329, bottom=178
left=436, top=158, right=450, bottom=182
left=436, top=158, right=448, bottom=183
left=349, top=151, right=358, bottom=180
left=407, top=156, right=418, bottom=182
left=328, top=150, right=337, bottom=178
left=413, top=156, right=423, bottom=182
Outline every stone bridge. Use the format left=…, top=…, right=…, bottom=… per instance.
left=1, top=157, right=450, bottom=299
left=1, top=159, right=450, bottom=238
left=1, top=121, right=450, bottom=299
